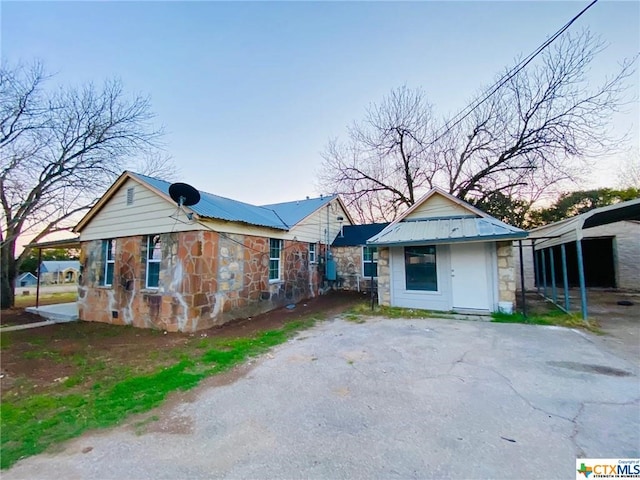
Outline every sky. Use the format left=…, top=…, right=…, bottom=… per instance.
left=2, top=0, right=639, bottom=207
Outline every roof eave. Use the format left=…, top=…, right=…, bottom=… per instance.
left=367, top=232, right=528, bottom=247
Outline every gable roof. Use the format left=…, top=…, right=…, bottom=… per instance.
left=40, top=260, right=80, bottom=273
left=390, top=187, right=492, bottom=225
left=18, top=272, right=37, bottom=281
left=332, top=223, right=389, bottom=247
left=74, top=171, right=348, bottom=233
left=131, top=173, right=289, bottom=230
left=368, top=187, right=527, bottom=246
left=262, top=195, right=355, bottom=227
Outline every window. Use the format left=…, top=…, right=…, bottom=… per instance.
left=405, top=246, right=437, bottom=291
left=269, top=239, right=282, bottom=281
left=309, top=243, right=316, bottom=263
left=146, top=235, right=162, bottom=288
left=103, top=239, right=115, bottom=286
left=362, top=246, right=378, bottom=277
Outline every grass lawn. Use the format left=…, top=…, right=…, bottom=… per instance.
left=13, top=292, right=78, bottom=309
left=346, top=302, right=602, bottom=333
left=0, top=313, right=323, bottom=470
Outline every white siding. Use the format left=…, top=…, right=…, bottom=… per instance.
left=390, top=245, right=453, bottom=311
left=288, top=198, right=352, bottom=244
left=405, top=194, right=472, bottom=220
left=80, top=179, right=286, bottom=241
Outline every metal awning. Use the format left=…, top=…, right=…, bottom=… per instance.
left=530, top=198, right=640, bottom=250
left=367, top=216, right=527, bottom=246
left=26, top=237, right=81, bottom=250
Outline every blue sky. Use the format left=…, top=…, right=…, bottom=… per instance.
left=2, top=1, right=638, bottom=205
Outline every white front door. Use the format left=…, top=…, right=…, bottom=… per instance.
left=450, top=243, right=491, bottom=311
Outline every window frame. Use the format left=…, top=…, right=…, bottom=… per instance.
left=103, top=239, right=115, bottom=287
left=362, top=246, right=378, bottom=278
left=145, top=235, right=162, bottom=289
left=404, top=245, right=438, bottom=292
left=308, top=243, right=316, bottom=264
left=269, top=238, right=282, bottom=282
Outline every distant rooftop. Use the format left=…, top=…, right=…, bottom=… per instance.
left=40, top=260, right=80, bottom=273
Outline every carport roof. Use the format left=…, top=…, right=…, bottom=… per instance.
left=367, top=216, right=527, bottom=247
left=530, top=198, right=640, bottom=250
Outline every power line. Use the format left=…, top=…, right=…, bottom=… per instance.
left=430, top=0, right=600, bottom=144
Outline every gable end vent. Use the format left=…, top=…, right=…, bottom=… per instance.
left=126, top=187, right=134, bottom=205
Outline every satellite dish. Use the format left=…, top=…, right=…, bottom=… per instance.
left=169, top=182, right=200, bottom=207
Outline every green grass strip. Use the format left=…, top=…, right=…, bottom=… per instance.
left=0, top=320, right=313, bottom=470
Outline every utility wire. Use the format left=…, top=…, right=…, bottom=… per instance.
left=429, top=0, right=599, bottom=145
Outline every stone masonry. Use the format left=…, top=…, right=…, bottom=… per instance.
left=332, top=246, right=376, bottom=292
left=497, top=241, right=516, bottom=306
left=376, top=247, right=391, bottom=306
left=79, top=231, right=318, bottom=332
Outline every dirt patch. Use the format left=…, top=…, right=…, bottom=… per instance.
left=0, top=291, right=364, bottom=400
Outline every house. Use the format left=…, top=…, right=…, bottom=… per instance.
left=39, top=260, right=80, bottom=284
left=519, top=217, right=640, bottom=292
left=73, top=171, right=353, bottom=332
left=16, top=272, right=38, bottom=287
left=331, top=223, right=389, bottom=292
left=367, top=188, right=527, bottom=314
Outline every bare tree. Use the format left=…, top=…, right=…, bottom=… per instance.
left=1, top=61, right=166, bottom=308
left=318, top=86, right=435, bottom=222
left=616, top=150, right=640, bottom=189
left=319, top=31, right=636, bottom=222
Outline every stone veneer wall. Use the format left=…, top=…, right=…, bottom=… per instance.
left=376, top=247, right=390, bottom=306
left=332, top=246, right=376, bottom=292
left=78, top=231, right=317, bottom=332
left=496, top=241, right=516, bottom=306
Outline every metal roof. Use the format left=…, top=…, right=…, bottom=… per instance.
left=332, top=223, right=389, bottom=247
left=132, top=173, right=289, bottom=230
left=529, top=198, right=640, bottom=250
left=367, top=216, right=527, bottom=246
left=261, top=195, right=337, bottom=227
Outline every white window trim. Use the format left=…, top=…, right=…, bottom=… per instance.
left=362, top=246, right=378, bottom=278
left=103, top=239, right=115, bottom=287
left=269, top=239, right=282, bottom=283
left=145, top=235, right=161, bottom=289
left=309, top=243, right=317, bottom=264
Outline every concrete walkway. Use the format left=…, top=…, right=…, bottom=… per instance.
left=4, top=316, right=638, bottom=479
left=24, top=302, right=78, bottom=322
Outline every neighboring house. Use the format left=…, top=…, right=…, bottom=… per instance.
left=367, top=188, right=527, bottom=314
left=331, top=223, right=389, bottom=292
left=39, top=260, right=80, bottom=285
left=16, top=272, right=38, bottom=287
left=521, top=217, right=640, bottom=292
left=73, top=171, right=353, bottom=332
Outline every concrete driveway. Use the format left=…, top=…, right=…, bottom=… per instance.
left=5, top=316, right=639, bottom=479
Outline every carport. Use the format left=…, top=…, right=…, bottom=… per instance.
left=528, top=198, right=640, bottom=320
left=25, top=237, right=80, bottom=309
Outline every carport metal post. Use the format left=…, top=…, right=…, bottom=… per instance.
left=518, top=240, right=526, bottom=317
left=549, top=248, right=557, bottom=303
left=35, top=247, right=42, bottom=309
left=560, top=244, right=570, bottom=311
left=541, top=249, right=548, bottom=298
left=533, top=242, right=540, bottom=294
left=576, top=238, right=588, bottom=321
